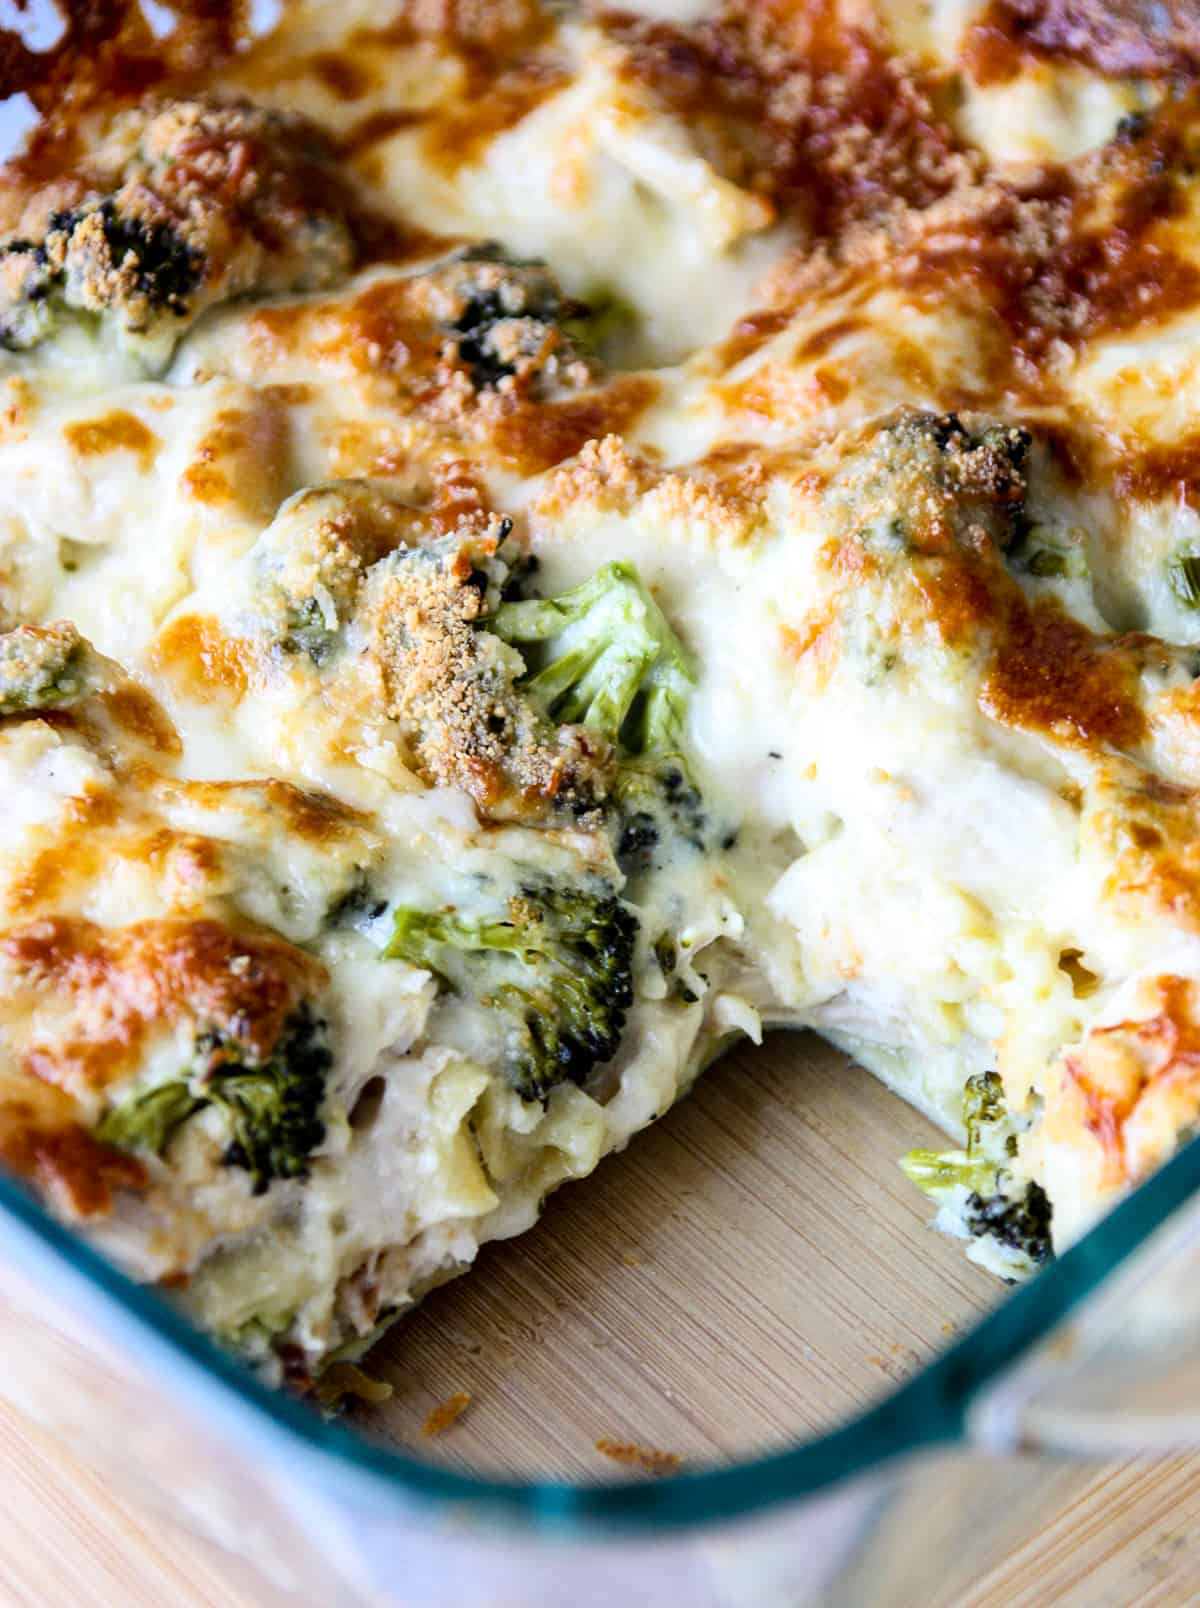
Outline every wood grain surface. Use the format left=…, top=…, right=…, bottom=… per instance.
left=4, top=1036, right=1200, bottom=1606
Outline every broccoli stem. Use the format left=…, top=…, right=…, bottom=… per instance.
left=488, top=561, right=694, bottom=755
left=900, top=1149, right=995, bottom=1195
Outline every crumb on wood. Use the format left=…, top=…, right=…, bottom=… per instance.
left=423, top=1390, right=472, bottom=1437
left=595, top=1437, right=682, bottom=1477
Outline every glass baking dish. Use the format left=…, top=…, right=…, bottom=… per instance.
left=3, top=1031, right=1200, bottom=1607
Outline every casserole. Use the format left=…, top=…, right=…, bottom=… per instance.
left=5, top=2, right=1200, bottom=1600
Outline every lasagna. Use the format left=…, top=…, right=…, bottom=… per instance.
left=1, top=0, right=1199, bottom=1385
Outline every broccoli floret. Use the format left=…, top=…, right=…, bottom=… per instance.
left=424, top=246, right=598, bottom=396
left=964, top=1182, right=1053, bottom=1266
left=902, top=1070, right=1051, bottom=1276
left=0, top=622, right=95, bottom=714
left=235, top=480, right=611, bottom=813
left=842, top=412, right=1031, bottom=560
left=367, top=520, right=614, bottom=809
left=383, top=884, right=637, bottom=1102
left=489, top=562, right=692, bottom=745
left=487, top=560, right=709, bottom=866
left=246, top=481, right=430, bottom=670
left=0, top=200, right=202, bottom=355
left=0, top=97, right=354, bottom=369
left=97, top=1005, right=332, bottom=1194
left=615, top=758, right=708, bottom=868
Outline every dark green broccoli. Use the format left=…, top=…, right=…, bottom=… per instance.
left=0, top=202, right=201, bottom=353
left=97, top=1005, right=332, bottom=1194
left=964, top=1181, right=1053, bottom=1267
left=1, top=192, right=208, bottom=361
left=383, top=884, right=637, bottom=1102
left=0, top=97, right=354, bottom=369
left=486, top=560, right=709, bottom=867
left=845, top=412, right=1032, bottom=561
left=433, top=245, right=598, bottom=393
left=0, top=622, right=95, bottom=715
left=901, top=1070, right=1052, bottom=1274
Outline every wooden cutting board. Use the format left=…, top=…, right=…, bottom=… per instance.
left=4, top=1038, right=1200, bottom=1606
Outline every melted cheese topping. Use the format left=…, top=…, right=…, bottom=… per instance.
left=3, top=0, right=1200, bottom=1377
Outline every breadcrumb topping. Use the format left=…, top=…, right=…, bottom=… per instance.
left=366, top=518, right=612, bottom=813
left=0, top=96, right=356, bottom=360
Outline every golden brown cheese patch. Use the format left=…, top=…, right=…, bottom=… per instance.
left=245, top=275, right=438, bottom=377
left=420, top=56, right=568, bottom=178
left=178, top=399, right=292, bottom=519
left=741, top=91, right=1200, bottom=406
left=980, top=598, right=1146, bottom=751
left=3, top=784, right=121, bottom=919
left=890, top=104, right=1200, bottom=390
left=234, top=274, right=656, bottom=476
left=487, top=374, right=659, bottom=476
left=305, top=51, right=377, bottom=104
left=63, top=410, right=159, bottom=470
left=0, top=3, right=243, bottom=186
left=148, top=774, right=372, bottom=849
left=0, top=1120, right=148, bottom=1221
left=1084, top=766, right=1200, bottom=931
left=151, top=615, right=258, bottom=699
left=97, top=685, right=182, bottom=760
left=377, top=1, right=550, bottom=50
left=810, top=413, right=1147, bottom=749
left=0, top=916, right=327, bottom=1092
left=1112, top=432, right=1200, bottom=507
left=233, top=5, right=561, bottom=233
left=4, top=814, right=231, bottom=924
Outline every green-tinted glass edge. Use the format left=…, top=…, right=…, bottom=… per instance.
left=1, top=1132, right=1199, bottom=1536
